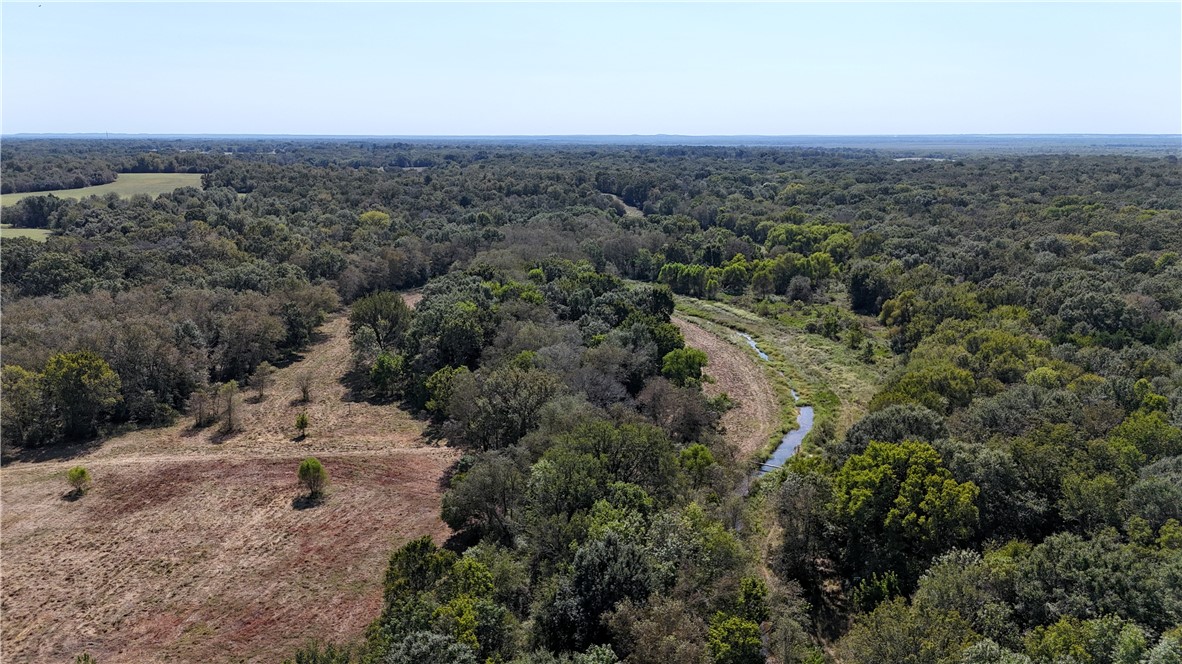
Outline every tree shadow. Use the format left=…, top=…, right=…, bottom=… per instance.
left=61, top=488, right=86, bottom=502
left=338, top=366, right=374, bottom=403
left=291, top=494, right=326, bottom=510
left=442, top=527, right=481, bottom=553
left=3, top=437, right=104, bottom=466
left=208, top=428, right=241, bottom=445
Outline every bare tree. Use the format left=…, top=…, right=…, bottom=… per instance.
left=296, top=371, right=314, bottom=403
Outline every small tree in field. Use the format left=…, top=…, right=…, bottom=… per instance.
left=298, top=457, right=328, bottom=499
left=67, top=466, right=91, bottom=495
left=295, top=412, right=309, bottom=439
left=296, top=371, right=314, bottom=403
left=218, top=381, right=241, bottom=434
left=251, top=361, right=275, bottom=401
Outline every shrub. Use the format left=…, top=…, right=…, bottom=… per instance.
left=67, top=466, right=91, bottom=494
left=298, top=457, right=329, bottom=498
left=295, top=412, right=309, bottom=438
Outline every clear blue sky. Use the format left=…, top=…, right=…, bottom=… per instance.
left=3, top=2, right=1179, bottom=135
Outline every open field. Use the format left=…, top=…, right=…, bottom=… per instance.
left=0, top=313, right=458, bottom=663
left=674, top=315, right=781, bottom=459
left=0, top=223, right=51, bottom=241
left=1, top=173, right=203, bottom=207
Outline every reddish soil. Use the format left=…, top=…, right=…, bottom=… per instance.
left=1, top=312, right=457, bottom=663
left=674, top=316, right=779, bottom=458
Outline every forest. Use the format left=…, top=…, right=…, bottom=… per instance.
left=1, top=138, right=1181, bottom=664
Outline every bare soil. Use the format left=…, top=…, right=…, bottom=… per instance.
left=674, top=316, right=779, bottom=458
left=1, top=314, right=457, bottom=663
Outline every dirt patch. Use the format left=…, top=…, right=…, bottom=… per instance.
left=1, top=313, right=458, bottom=663
left=675, top=316, right=779, bottom=458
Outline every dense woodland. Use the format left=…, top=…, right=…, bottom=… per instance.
left=2, top=139, right=1181, bottom=663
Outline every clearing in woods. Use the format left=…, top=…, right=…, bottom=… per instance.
left=674, top=315, right=781, bottom=459
left=0, top=173, right=204, bottom=207
left=0, top=306, right=456, bottom=663
left=0, top=224, right=51, bottom=241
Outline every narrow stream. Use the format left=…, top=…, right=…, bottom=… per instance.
left=740, top=333, right=815, bottom=476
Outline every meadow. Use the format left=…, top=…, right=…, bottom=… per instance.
left=0, top=224, right=51, bottom=241
left=1, top=173, right=203, bottom=207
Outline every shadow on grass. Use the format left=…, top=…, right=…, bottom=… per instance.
left=61, top=488, right=86, bottom=502
left=3, top=438, right=103, bottom=466
left=291, top=494, right=326, bottom=510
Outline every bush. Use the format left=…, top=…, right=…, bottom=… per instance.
left=295, top=412, right=309, bottom=438
left=298, top=457, right=329, bottom=498
left=67, top=466, right=91, bottom=494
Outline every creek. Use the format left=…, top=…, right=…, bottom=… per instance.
left=740, top=333, right=815, bottom=476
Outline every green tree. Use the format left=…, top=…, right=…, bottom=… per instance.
left=834, top=440, right=979, bottom=576
left=840, top=598, right=978, bottom=664
left=67, top=466, right=92, bottom=495
left=680, top=443, right=716, bottom=488
left=349, top=291, right=412, bottom=351
left=41, top=351, right=122, bottom=440
left=708, top=612, right=763, bottom=664
left=1, top=365, right=48, bottom=447
left=295, top=412, right=309, bottom=438
left=369, top=352, right=405, bottom=399
left=661, top=347, right=708, bottom=387
left=298, top=457, right=329, bottom=499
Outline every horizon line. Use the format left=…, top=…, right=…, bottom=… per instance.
left=6, top=132, right=1182, bottom=138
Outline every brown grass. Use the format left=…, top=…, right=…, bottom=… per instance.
left=674, top=316, right=779, bottom=459
left=1, top=313, right=457, bottom=663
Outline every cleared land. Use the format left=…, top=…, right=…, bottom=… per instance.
left=0, top=224, right=51, bottom=241
left=0, top=313, right=457, bottom=663
left=1, top=173, right=203, bottom=207
left=674, top=316, right=780, bottom=459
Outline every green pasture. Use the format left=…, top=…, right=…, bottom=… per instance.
left=0, top=224, right=51, bottom=242
left=1, top=173, right=203, bottom=207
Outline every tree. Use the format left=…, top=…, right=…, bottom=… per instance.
left=707, top=613, right=763, bottom=664
left=188, top=383, right=219, bottom=429
left=218, top=381, right=241, bottom=434
left=370, top=352, right=404, bottom=399
left=383, top=631, right=477, bottom=664
left=349, top=291, right=412, bottom=351
left=608, top=597, right=709, bottom=664
left=298, top=457, right=328, bottom=499
left=41, top=351, right=122, bottom=440
left=295, top=412, right=309, bottom=439
left=250, top=361, right=275, bottom=401
left=834, top=440, right=979, bottom=577
left=1, top=365, right=47, bottom=448
left=442, top=451, right=525, bottom=541
left=67, top=466, right=91, bottom=495
left=661, top=347, right=708, bottom=387
left=840, top=598, right=978, bottom=664
left=296, top=371, right=314, bottom=403
left=680, top=443, right=716, bottom=488
left=847, top=260, right=893, bottom=314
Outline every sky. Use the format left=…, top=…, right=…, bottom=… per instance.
left=2, top=2, right=1180, bottom=136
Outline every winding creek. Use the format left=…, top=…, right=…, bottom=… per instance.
left=741, top=333, right=815, bottom=476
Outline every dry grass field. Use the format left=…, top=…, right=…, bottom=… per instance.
left=674, top=316, right=780, bottom=459
left=0, top=311, right=458, bottom=663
